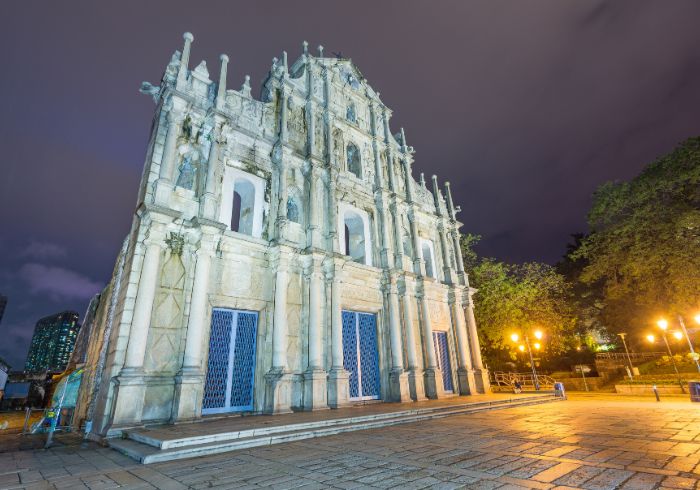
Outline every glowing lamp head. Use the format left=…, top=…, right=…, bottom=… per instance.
left=646, top=334, right=655, bottom=343
left=510, top=333, right=519, bottom=342
left=657, top=319, right=668, bottom=330
left=694, top=314, right=700, bottom=325
left=533, top=343, right=541, bottom=350
left=534, top=330, right=543, bottom=340
left=518, top=345, right=526, bottom=352
left=673, top=331, right=683, bottom=340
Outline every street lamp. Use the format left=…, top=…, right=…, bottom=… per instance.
left=510, top=331, right=543, bottom=391
left=676, top=314, right=700, bottom=374
left=649, top=319, right=685, bottom=393
left=617, top=332, right=635, bottom=380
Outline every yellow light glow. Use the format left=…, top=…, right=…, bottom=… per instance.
left=576, top=346, right=581, bottom=351
left=510, top=333, right=519, bottom=342
left=534, top=343, right=541, bottom=350
left=646, top=334, right=655, bottom=343
left=673, top=331, right=683, bottom=340
left=694, top=314, right=700, bottom=325
left=518, top=345, right=526, bottom=352
left=657, top=319, right=668, bottom=330
left=534, top=330, right=543, bottom=340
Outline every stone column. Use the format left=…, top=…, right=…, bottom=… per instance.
left=112, top=225, right=163, bottom=426
left=303, top=255, right=328, bottom=410
left=307, top=166, right=323, bottom=249
left=172, top=232, right=215, bottom=421
left=154, top=103, right=186, bottom=205
left=400, top=281, right=426, bottom=401
left=419, top=290, right=441, bottom=399
left=176, top=32, right=194, bottom=90
left=437, top=223, right=454, bottom=284
left=265, top=250, right=294, bottom=413
left=409, top=209, right=425, bottom=276
left=451, top=293, right=476, bottom=396
left=325, top=259, right=350, bottom=407
left=387, top=276, right=411, bottom=402
left=465, top=288, right=490, bottom=393
left=327, top=167, right=340, bottom=253
left=452, top=230, right=466, bottom=285
left=200, top=118, right=225, bottom=220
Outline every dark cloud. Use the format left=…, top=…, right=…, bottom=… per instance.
left=18, top=263, right=103, bottom=302
left=19, top=242, right=68, bottom=260
left=1, top=0, right=699, bottom=366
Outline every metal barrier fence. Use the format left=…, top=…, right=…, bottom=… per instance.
left=492, top=371, right=557, bottom=389
left=594, top=352, right=665, bottom=361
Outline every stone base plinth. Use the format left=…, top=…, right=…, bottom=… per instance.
left=389, top=369, right=412, bottom=402
left=474, top=368, right=491, bottom=393
left=171, top=369, right=205, bottom=422
left=303, top=369, right=329, bottom=411
left=423, top=368, right=441, bottom=399
left=264, top=370, right=294, bottom=414
left=456, top=367, right=477, bottom=396
left=110, top=370, right=147, bottom=427
left=327, top=368, right=351, bottom=408
left=407, top=369, right=428, bottom=401
left=199, top=192, right=219, bottom=220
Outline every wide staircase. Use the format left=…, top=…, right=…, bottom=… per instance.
left=109, top=393, right=562, bottom=464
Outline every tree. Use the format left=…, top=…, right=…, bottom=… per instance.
left=571, top=137, right=700, bottom=340
left=462, top=236, right=579, bottom=370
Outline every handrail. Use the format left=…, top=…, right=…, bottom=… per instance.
left=595, top=352, right=665, bottom=361
left=492, top=371, right=556, bottom=388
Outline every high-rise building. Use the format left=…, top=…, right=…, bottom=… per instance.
left=25, top=311, right=80, bottom=372
left=0, top=294, right=7, bottom=326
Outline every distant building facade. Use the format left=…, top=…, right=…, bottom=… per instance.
left=25, top=311, right=80, bottom=372
left=84, top=33, right=489, bottom=439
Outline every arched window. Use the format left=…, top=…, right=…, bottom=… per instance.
left=344, top=210, right=366, bottom=264
left=346, top=102, right=356, bottom=123
left=421, top=239, right=437, bottom=278
left=346, top=143, right=361, bottom=179
left=287, top=197, right=301, bottom=224
left=231, top=178, right=256, bottom=235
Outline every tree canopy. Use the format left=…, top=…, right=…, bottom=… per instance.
left=571, top=136, right=700, bottom=336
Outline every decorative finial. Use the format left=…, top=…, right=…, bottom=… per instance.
left=318, top=45, right=324, bottom=57
left=183, top=32, right=194, bottom=42
left=282, top=51, right=288, bottom=73
left=400, top=127, right=407, bottom=150
left=177, top=31, right=195, bottom=90
left=420, top=173, right=426, bottom=188
left=302, top=40, right=309, bottom=55
left=216, top=54, right=229, bottom=110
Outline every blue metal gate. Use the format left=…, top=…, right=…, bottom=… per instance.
left=202, top=309, right=258, bottom=414
left=342, top=311, right=380, bottom=400
left=433, top=331, right=454, bottom=393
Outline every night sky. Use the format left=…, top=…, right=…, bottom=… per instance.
left=2, top=1, right=700, bottom=369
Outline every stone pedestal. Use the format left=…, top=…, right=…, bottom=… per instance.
left=171, top=369, right=204, bottom=422
left=407, top=369, right=428, bottom=401
left=110, top=371, right=147, bottom=427
left=327, top=368, right=351, bottom=408
left=154, top=178, right=173, bottom=206
left=423, top=368, right=442, bottom=399
left=199, top=192, right=219, bottom=220
left=456, top=367, right=477, bottom=396
left=389, top=369, right=412, bottom=402
left=264, top=370, right=294, bottom=414
left=474, top=368, right=491, bottom=394
left=303, top=369, right=329, bottom=411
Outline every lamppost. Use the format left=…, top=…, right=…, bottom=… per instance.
left=510, top=330, right=543, bottom=391
left=617, top=332, right=635, bottom=380
left=647, top=319, right=685, bottom=393
left=676, top=314, right=700, bottom=374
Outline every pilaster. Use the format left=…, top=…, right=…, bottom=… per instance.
left=302, top=254, right=328, bottom=410
left=324, top=257, right=351, bottom=408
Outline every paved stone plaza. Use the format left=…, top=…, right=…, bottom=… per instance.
left=1, top=395, right=699, bottom=489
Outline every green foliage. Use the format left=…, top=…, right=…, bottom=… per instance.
left=462, top=234, right=579, bottom=369
left=571, top=136, right=700, bottom=336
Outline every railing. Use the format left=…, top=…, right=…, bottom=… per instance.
left=595, top=352, right=665, bottom=362
left=492, top=371, right=557, bottom=389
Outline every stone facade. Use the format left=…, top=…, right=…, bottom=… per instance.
left=84, top=33, right=490, bottom=439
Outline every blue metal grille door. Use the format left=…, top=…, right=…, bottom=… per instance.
left=358, top=313, right=380, bottom=399
left=342, top=311, right=360, bottom=398
left=203, top=309, right=258, bottom=414
left=203, top=309, right=234, bottom=412
left=434, top=331, right=454, bottom=393
left=229, top=312, right=257, bottom=411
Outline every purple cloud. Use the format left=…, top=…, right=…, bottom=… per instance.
left=18, top=263, right=102, bottom=301
left=19, top=241, right=68, bottom=260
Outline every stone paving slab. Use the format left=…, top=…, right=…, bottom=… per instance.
left=0, top=394, right=699, bottom=489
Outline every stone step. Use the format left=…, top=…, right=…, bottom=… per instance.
left=126, top=394, right=555, bottom=450
left=109, top=395, right=561, bottom=464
